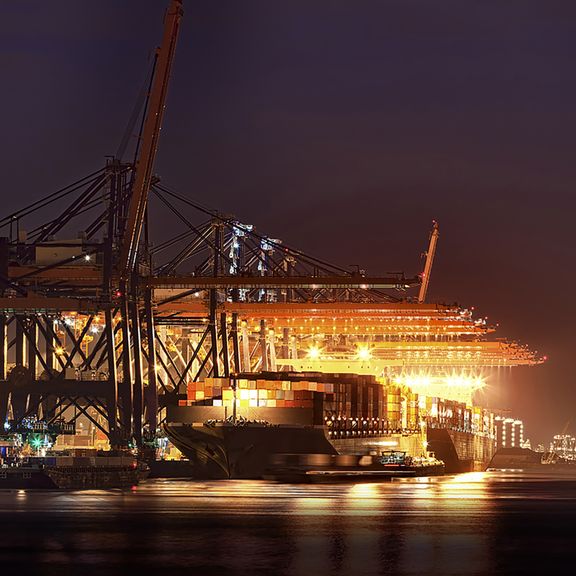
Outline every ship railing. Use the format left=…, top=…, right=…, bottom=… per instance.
left=426, top=420, right=494, bottom=436
left=328, top=426, right=421, bottom=439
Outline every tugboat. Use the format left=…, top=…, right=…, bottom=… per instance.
left=0, top=450, right=150, bottom=490
left=264, top=450, right=445, bottom=483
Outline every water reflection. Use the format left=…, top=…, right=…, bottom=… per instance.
left=284, top=475, right=495, bottom=574
left=0, top=473, right=575, bottom=575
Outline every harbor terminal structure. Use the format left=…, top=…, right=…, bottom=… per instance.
left=0, top=1, right=542, bottom=477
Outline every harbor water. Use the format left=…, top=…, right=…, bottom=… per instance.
left=1, top=471, right=574, bottom=575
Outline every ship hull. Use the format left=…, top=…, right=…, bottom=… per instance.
left=486, top=447, right=542, bottom=470
left=426, top=427, right=495, bottom=473
left=0, top=467, right=58, bottom=489
left=165, top=415, right=432, bottom=480
left=486, top=447, right=576, bottom=476
left=165, top=421, right=495, bottom=479
left=164, top=422, right=337, bottom=479
left=0, top=456, right=149, bottom=490
left=44, top=465, right=148, bottom=489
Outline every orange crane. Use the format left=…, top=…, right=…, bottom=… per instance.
left=119, top=0, right=183, bottom=280
left=418, top=221, right=439, bottom=303
left=118, top=0, right=183, bottom=446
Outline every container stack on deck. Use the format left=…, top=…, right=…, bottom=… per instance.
left=183, top=377, right=335, bottom=409
left=174, top=372, right=496, bottom=443
left=425, top=397, right=494, bottom=436
left=177, top=374, right=431, bottom=437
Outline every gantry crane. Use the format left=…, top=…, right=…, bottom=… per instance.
left=0, top=2, right=543, bottom=455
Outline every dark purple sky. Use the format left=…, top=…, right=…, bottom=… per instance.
left=2, top=0, right=575, bottom=444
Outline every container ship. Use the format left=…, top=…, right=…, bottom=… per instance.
left=164, top=371, right=497, bottom=479
left=152, top=263, right=544, bottom=479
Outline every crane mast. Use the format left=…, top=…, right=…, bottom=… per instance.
left=418, top=220, right=439, bottom=303
left=119, top=0, right=183, bottom=280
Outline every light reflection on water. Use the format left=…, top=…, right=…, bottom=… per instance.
left=1, top=471, right=575, bottom=575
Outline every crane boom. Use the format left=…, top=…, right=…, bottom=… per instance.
left=418, top=221, right=439, bottom=303
left=119, top=0, right=183, bottom=279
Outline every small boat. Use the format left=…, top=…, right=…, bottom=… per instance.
left=264, top=450, right=445, bottom=483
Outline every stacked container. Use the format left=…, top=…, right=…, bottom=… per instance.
left=183, top=376, right=333, bottom=409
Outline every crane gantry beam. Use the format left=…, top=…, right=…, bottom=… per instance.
left=149, top=274, right=420, bottom=290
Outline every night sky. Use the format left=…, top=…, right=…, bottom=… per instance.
left=2, top=0, right=576, bottom=445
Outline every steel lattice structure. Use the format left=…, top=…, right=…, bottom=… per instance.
left=0, top=1, right=542, bottom=450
